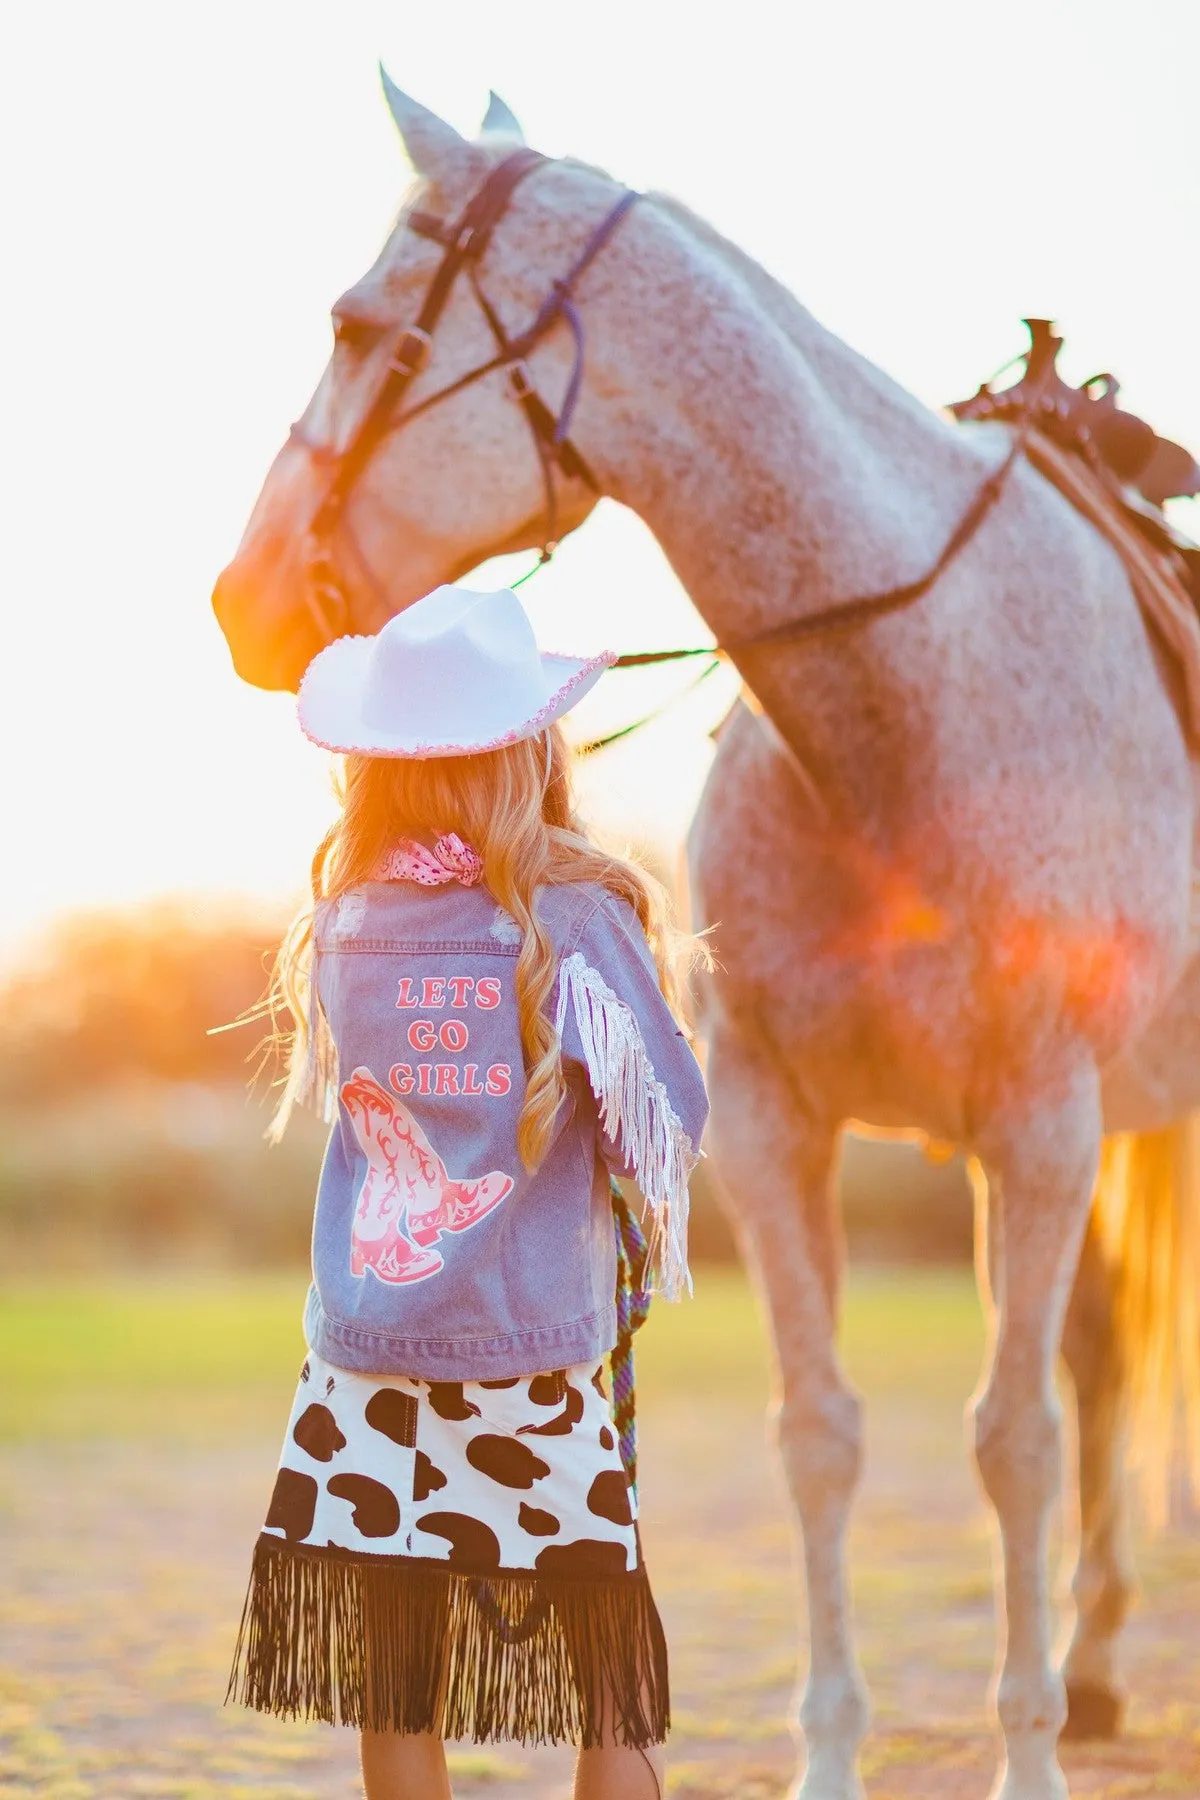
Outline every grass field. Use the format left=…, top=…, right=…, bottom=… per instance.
left=3, top=1268, right=1199, bottom=1798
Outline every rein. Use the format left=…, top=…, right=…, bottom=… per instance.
left=613, top=418, right=1033, bottom=670
left=576, top=416, right=1035, bottom=754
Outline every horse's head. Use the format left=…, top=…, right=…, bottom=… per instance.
left=212, top=77, right=628, bottom=692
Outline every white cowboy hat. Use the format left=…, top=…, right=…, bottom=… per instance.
left=297, top=584, right=616, bottom=758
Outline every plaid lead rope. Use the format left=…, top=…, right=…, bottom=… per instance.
left=610, top=1179, right=652, bottom=1499
left=471, top=1185, right=651, bottom=1645
left=472, top=1183, right=650, bottom=1646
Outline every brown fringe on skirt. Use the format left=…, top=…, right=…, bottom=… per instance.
left=227, top=1533, right=670, bottom=1748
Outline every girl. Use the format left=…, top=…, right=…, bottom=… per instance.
left=228, top=582, right=709, bottom=1800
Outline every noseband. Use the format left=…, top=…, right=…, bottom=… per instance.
left=292, top=149, right=639, bottom=639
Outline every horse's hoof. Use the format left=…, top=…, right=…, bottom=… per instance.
left=1061, top=1680, right=1124, bottom=1741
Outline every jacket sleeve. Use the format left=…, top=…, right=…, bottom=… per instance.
left=554, top=892, right=709, bottom=1299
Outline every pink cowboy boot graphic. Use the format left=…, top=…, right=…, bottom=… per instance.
left=340, top=1069, right=513, bottom=1282
left=405, top=1134, right=514, bottom=1248
left=340, top=1070, right=444, bottom=1283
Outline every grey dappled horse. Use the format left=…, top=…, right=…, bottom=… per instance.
left=212, top=82, right=1200, bottom=1800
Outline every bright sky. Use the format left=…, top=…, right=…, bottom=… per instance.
left=4, top=0, right=1197, bottom=954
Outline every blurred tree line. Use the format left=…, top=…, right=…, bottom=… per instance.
left=0, top=901, right=973, bottom=1271
left=0, top=902, right=280, bottom=1102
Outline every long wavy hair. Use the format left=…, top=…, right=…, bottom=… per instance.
left=269, top=724, right=703, bottom=1168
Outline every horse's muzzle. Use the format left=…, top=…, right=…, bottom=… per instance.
left=211, top=559, right=324, bottom=694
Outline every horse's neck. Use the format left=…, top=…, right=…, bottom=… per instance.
left=595, top=197, right=996, bottom=727
left=653, top=194, right=947, bottom=454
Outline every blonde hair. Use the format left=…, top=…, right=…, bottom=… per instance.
left=269, top=725, right=701, bottom=1168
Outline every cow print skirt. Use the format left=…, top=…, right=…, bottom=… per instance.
left=227, top=1350, right=668, bottom=1748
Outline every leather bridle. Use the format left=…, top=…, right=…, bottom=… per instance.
left=290, top=148, right=639, bottom=641
left=289, top=145, right=1036, bottom=761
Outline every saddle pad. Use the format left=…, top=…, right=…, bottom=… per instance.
left=1026, top=430, right=1200, bottom=744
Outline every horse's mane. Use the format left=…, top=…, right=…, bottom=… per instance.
left=645, top=188, right=952, bottom=437
left=647, top=190, right=820, bottom=331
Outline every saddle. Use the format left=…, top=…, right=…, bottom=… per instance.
left=949, top=318, right=1200, bottom=596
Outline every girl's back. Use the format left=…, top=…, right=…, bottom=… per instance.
left=307, top=874, right=705, bottom=1378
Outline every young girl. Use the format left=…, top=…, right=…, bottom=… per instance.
left=228, top=582, right=709, bottom=1800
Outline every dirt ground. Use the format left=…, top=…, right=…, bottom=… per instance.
left=3, top=1270, right=1199, bottom=1799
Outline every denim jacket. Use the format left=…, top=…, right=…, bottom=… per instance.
left=300, top=876, right=709, bottom=1381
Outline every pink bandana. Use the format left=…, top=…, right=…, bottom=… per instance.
left=375, top=833, right=485, bottom=888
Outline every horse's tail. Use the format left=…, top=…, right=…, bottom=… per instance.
left=1091, top=1120, right=1200, bottom=1522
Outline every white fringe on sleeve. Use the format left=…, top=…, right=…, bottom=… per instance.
left=555, top=952, right=698, bottom=1300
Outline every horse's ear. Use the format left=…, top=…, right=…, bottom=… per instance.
left=480, top=90, right=525, bottom=142
left=379, top=66, right=474, bottom=183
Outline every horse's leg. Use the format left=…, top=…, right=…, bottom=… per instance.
left=706, top=1016, right=867, bottom=1800
left=972, top=1069, right=1103, bottom=1800
left=1058, top=1211, right=1135, bottom=1739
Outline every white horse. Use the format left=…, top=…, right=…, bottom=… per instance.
left=212, top=82, right=1200, bottom=1800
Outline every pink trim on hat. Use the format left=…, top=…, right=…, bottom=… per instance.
left=298, top=647, right=617, bottom=759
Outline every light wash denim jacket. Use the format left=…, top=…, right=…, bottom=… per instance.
left=301, top=877, right=709, bottom=1381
